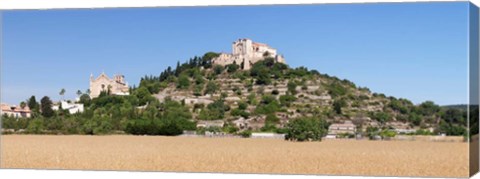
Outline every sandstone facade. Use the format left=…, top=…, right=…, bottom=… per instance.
left=89, top=73, right=130, bottom=98
left=212, top=38, right=286, bottom=70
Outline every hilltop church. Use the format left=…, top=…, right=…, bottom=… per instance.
left=212, top=38, right=286, bottom=70
left=89, top=73, right=130, bottom=98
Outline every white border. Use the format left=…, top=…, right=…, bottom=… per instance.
left=0, top=0, right=479, bottom=179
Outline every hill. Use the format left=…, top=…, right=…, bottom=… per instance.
left=136, top=52, right=467, bottom=137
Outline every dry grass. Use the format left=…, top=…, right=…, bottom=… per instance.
left=0, top=135, right=469, bottom=177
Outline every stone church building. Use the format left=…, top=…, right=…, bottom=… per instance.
left=89, top=73, right=130, bottom=98
left=212, top=38, right=286, bottom=70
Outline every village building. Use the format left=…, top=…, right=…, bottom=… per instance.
left=1, top=103, right=31, bottom=118
left=196, top=120, right=225, bottom=128
left=212, top=38, right=286, bottom=70
left=89, top=72, right=130, bottom=98
left=327, top=120, right=357, bottom=138
left=52, top=100, right=84, bottom=114
left=184, top=97, right=214, bottom=106
left=251, top=132, right=285, bottom=139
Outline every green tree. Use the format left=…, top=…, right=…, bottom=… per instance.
left=205, top=81, right=218, bottom=95
left=441, top=108, right=466, bottom=124
left=371, top=112, right=392, bottom=124
left=255, top=95, right=280, bottom=114
left=20, top=101, right=27, bottom=109
left=238, top=101, right=248, bottom=110
left=213, top=65, right=224, bottom=75
left=327, top=82, right=347, bottom=98
left=231, top=108, right=250, bottom=118
left=418, top=101, right=440, bottom=116
left=438, top=121, right=466, bottom=136
left=198, top=99, right=227, bottom=120
left=79, top=94, right=92, bottom=106
left=27, top=119, right=45, bottom=134
left=194, top=74, right=205, bottom=85
left=388, top=99, right=410, bottom=114
left=133, top=87, right=153, bottom=106
left=202, top=52, right=220, bottom=68
left=125, top=99, right=195, bottom=136
left=240, top=130, right=252, bottom=138
left=333, top=99, right=347, bottom=115
left=59, top=88, right=66, bottom=100
left=76, top=90, right=82, bottom=97
left=279, top=95, right=296, bottom=107
left=408, top=113, right=422, bottom=126
left=287, top=81, right=297, bottom=95
left=247, top=93, right=257, bottom=105
left=40, top=96, right=55, bottom=118
left=177, top=74, right=190, bottom=90
left=27, top=95, right=39, bottom=111
left=265, top=114, right=280, bottom=124
left=285, top=117, right=328, bottom=142
left=226, top=63, right=239, bottom=73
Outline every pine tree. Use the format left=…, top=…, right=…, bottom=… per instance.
left=40, top=96, right=55, bottom=118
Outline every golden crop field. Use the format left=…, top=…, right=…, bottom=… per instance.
left=0, top=135, right=469, bottom=177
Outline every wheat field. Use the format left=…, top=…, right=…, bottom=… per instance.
left=0, top=135, right=469, bottom=177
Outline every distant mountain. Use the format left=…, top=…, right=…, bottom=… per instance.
left=441, top=104, right=468, bottom=111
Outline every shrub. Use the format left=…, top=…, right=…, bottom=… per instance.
left=266, top=114, right=279, bottom=124
left=380, top=130, right=397, bottom=139
left=260, top=123, right=277, bottom=132
left=213, top=65, right=224, bottom=75
left=279, top=95, right=296, bottom=107
left=240, top=130, right=252, bottom=138
left=231, top=108, right=249, bottom=117
left=327, top=82, right=347, bottom=98
left=27, top=119, right=45, bottom=134
left=333, top=99, right=347, bottom=115
left=223, top=124, right=239, bottom=134
left=176, top=74, right=190, bottom=90
left=287, top=81, right=297, bottom=95
left=238, top=101, right=248, bottom=110
left=205, top=81, right=218, bottom=95
left=226, top=64, right=239, bottom=73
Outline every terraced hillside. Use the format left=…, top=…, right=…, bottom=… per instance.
left=137, top=52, right=467, bottom=137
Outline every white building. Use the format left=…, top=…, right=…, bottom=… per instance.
left=1, top=103, right=31, bottom=118
left=251, top=132, right=285, bottom=139
left=196, top=120, right=225, bottom=128
left=212, top=38, right=286, bottom=70
left=52, top=100, right=84, bottom=114
left=327, top=120, right=357, bottom=138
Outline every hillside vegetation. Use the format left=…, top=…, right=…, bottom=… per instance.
left=2, top=52, right=469, bottom=140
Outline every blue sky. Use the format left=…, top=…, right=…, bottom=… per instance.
left=1, top=2, right=470, bottom=105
